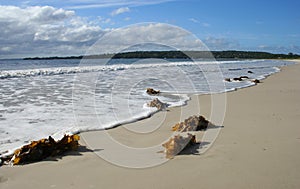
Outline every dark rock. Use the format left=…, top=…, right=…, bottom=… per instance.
left=146, top=88, right=160, bottom=95
left=224, top=78, right=231, bottom=82
left=252, top=79, right=260, bottom=84
left=240, top=76, right=249, bottom=79
left=248, top=70, right=254, bottom=74
left=233, top=77, right=243, bottom=81
left=198, top=115, right=210, bottom=130
left=225, top=76, right=249, bottom=82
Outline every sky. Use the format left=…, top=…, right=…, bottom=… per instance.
left=0, top=0, right=299, bottom=58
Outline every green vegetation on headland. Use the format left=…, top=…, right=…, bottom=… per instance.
left=23, top=50, right=300, bottom=60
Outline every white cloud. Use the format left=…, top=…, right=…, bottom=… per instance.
left=203, top=36, right=240, bottom=51
left=189, top=18, right=210, bottom=27
left=96, top=16, right=112, bottom=24
left=257, top=44, right=300, bottom=54
left=111, top=7, right=130, bottom=16
left=66, top=0, right=175, bottom=9
left=0, top=5, right=106, bottom=58
left=124, top=17, right=131, bottom=21
left=204, top=37, right=300, bottom=54
left=202, top=22, right=211, bottom=27
left=189, top=18, right=199, bottom=23
left=0, top=5, right=210, bottom=58
left=87, top=23, right=209, bottom=55
left=0, top=47, right=12, bottom=52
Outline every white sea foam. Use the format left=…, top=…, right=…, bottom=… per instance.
left=0, top=61, right=201, bottom=79
left=0, top=60, right=266, bottom=79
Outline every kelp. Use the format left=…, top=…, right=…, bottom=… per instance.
left=7, top=134, right=80, bottom=165
left=146, top=88, right=160, bottom=95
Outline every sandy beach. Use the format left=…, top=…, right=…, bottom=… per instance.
left=1, top=60, right=300, bottom=189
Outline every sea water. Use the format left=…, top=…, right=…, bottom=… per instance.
left=0, top=58, right=293, bottom=155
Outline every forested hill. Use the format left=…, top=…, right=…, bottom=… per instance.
left=24, top=50, right=300, bottom=60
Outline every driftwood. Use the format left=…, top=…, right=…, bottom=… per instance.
left=147, top=98, right=166, bottom=110
left=146, top=88, right=160, bottom=95
left=162, top=134, right=196, bottom=158
left=172, top=115, right=210, bottom=132
left=2, top=134, right=80, bottom=165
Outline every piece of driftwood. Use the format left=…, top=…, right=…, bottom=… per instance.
left=172, top=115, right=210, bottom=132
left=6, top=134, right=80, bottom=165
left=162, top=134, right=196, bottom=158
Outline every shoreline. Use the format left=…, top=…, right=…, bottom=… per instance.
left=1, top=59, right=287, bottom=158
left=0, top=60, right=297, bottom=159
left=1, top=60, right=300, bottom=188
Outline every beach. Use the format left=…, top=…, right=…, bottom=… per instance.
left=1, top=60, right=300, bottom=189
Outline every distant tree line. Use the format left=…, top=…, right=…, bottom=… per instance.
left=24, top=50, right=300, bottom=60
left=211, top=51, right=300, bottom=59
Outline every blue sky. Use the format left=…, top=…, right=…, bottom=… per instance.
left=0, top=0, right=299, bottom=58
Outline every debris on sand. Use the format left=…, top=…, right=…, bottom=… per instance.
left=162, top=134, right=196, bottom=158
left=1, top=134, right=80, bottom=165
left=172, top=115, right=210, bottom=132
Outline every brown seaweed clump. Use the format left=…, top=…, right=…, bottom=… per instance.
left=10, top=134, right=80, bottom=165
left=172, top=115, right=210, bottom=132
left=146, top=88, right=160, bottom=95
left=147, top=98, right=166, bottom=110
left=162, top=134, right=196, bottom=158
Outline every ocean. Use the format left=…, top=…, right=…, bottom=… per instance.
left=0, top=58, right=293, bottom=155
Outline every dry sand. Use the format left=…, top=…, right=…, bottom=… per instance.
left=1, top=60, right=300, bottom=189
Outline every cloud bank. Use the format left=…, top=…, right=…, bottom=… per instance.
left=87, top=23, right=208, bottom=55
left=203, top=37, right=240, bottom=51
left=0, top=6, right=208, bottom=58
left=0, top=5, right=105, bottom=58
left=111, top=7, right=130, bottom=16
